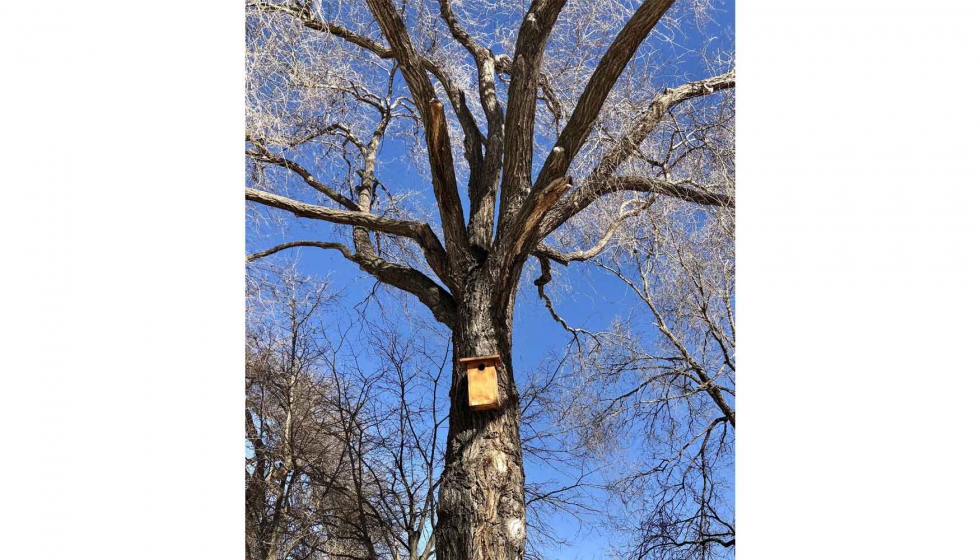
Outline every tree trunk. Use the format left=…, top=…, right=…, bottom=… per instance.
left=435, top=272, right=526, bottom=560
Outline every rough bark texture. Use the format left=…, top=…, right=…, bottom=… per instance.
left=435, top=268, right=526, bottom=560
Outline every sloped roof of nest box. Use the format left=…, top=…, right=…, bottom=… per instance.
left=459, top=355, right=502, bottom=366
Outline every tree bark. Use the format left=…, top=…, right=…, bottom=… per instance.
left=435, top=269, right=527, bottom=560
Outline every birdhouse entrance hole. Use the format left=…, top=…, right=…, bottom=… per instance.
left=460, top=355, right=502, bottom=411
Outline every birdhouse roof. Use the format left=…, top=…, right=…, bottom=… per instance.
left=459, top=354, right=502, bottom=366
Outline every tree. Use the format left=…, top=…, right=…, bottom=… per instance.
left=246, top=265, right=450, bottom=560
left=561, top=193, right=735, bottom=558
left=245, top=1, right=734, bottom=557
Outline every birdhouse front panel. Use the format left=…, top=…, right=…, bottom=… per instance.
left=460, top=355, right=501, bottom=411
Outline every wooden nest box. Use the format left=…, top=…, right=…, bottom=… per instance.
left=460, top=355, right=502, bottom=411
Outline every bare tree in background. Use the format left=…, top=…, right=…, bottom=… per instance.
left=246, top=266, right=450, bottom=560
left=565, top=195, right=735, bottom=559
left=536, top=88, right=735, bottom=559
left=245, top=0, right=734, bottom=557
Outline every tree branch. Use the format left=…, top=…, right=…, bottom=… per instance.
left=245, top=188, right=452, bottom=286
left=247, top=240, right=458, bottom=326
left=363, top=0, right=471, bottom=274
left=436, top=0, right=505, bottom=251
left=246, top=188, right=420, bottom=240
left=247, top=240, right=354, bottom=262
left=498, top=0, right=569, bottom=228
left=533, top=0, right=676, bottom=194
left=594, top=70, right=734, bottom=178
left=251, top=1, right=483, bottom=245
left=493, top=55, right=563, bottom=126
left=246, top=143, right=360, bottom=211
left=610, top=176, right=732, bottom=206
left=250, top=2, right=392, bottom=57
left=540, top=176, right=731, bottom=239
left=539, top=70, right=734, bottom=238
left=532, top=255, right=600, bottom=346
left=492, top=176, right=572, bottom=310
left=535, top=197, right=656, bottom=264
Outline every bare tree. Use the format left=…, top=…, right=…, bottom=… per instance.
left=245, top=1, right=734, bottom=557
left=544, top=192, right=735, bottom=559
left=246, top=267, right=349, bottom=560
left=246, top=265, right=451, bottom=560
